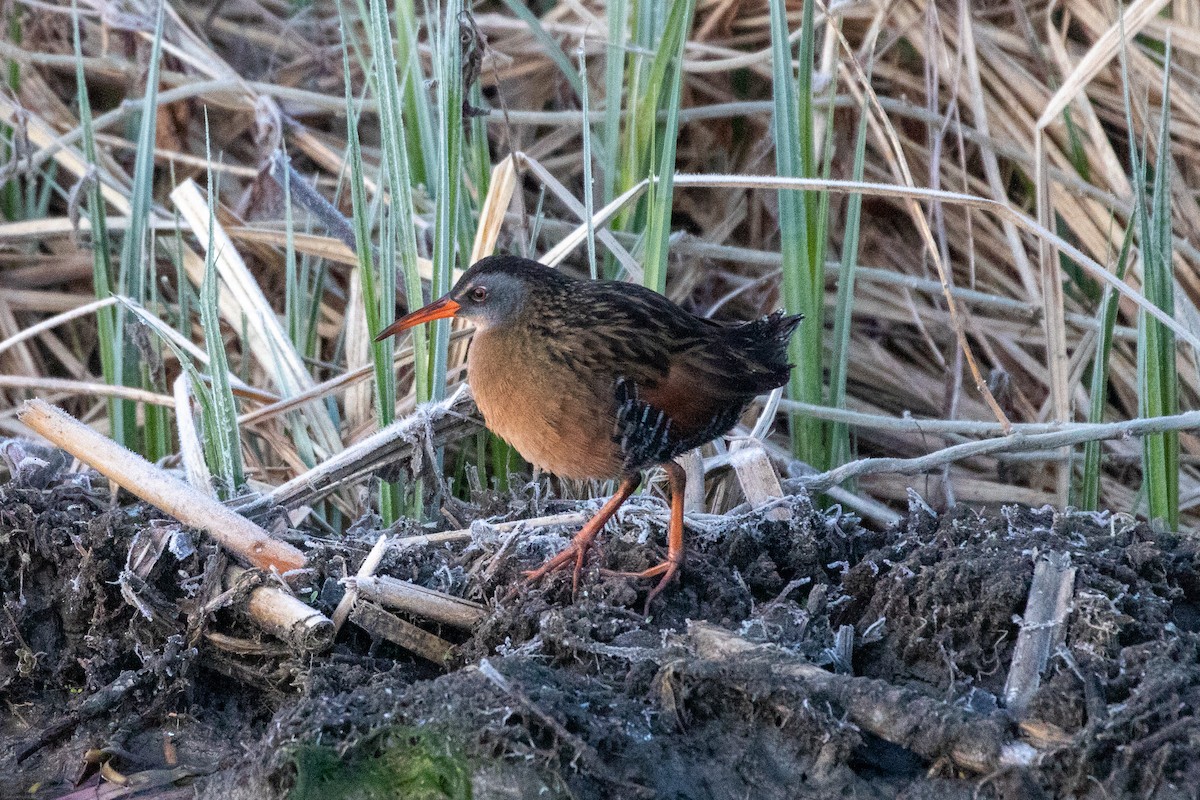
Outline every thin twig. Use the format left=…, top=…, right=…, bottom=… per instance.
left=796, top=411, right=1200, bottom=493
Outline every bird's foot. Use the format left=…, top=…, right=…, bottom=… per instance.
left=523, top=540, right=597, bottom=597
left=601, top=555, right=683, bottom=615
left=521, top=476, right=641, bottom=600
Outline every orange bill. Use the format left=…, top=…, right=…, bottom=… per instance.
left=374, top=296, right=461, bottom=341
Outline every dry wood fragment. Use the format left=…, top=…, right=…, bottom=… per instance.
left=203, top=631, right=291, bottom=657
left=730, top=443, right=790, bottom=521
left=348, top=601, right=454, bottom=664
left=1003, top=551, right=1076, bottom=716
left=679, top=449, right=705, bottom=513
left=352, top=575, right=486, bottom=631
left=681, top=622, right=1039, bottom=775
left=16, top=399, right=306, bottom=574
left=1018, top=719, right=1075, bottom=750
left=226, top=567, right=333, bottom=654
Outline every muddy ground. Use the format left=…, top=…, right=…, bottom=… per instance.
left=2, top=440, right=1199, bottom=799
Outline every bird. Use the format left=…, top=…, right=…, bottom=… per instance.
left=376, top=255, right=802, bottom=610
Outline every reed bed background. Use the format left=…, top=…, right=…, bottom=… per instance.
left=0, top=0, right=1197, bottom=530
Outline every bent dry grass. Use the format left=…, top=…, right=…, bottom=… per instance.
left=0, top=0, right=1196, bottom=530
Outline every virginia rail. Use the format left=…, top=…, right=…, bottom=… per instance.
left=376, top=255, right=801, bottom=609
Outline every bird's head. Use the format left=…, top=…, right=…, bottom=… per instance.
left=375, top=255, right=571, bottom=340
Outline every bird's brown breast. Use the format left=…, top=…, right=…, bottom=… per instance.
left=467, top=326, right=626, bottom=480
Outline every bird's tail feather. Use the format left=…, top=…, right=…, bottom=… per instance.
left=736, top=310, right=803, bottom=370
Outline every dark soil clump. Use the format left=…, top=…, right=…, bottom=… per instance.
left=3, top=454, right=1199, bottom=799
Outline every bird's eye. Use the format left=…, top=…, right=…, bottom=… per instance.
left=470, top=286, right=488, bottom=302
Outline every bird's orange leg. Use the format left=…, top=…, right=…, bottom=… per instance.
left=524, top=475, right=641, bottom=595
left=606, top=460, right=687, bottom=613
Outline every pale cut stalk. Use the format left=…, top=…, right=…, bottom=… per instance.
left=348, top=602, right=453, bottom=664
left=17, top=400, right=306, bottom=574
left=1002, top=552, right=1076, bottom=716
left=226, top=567, right=334, bottom=654
left=730, top=445, right=790, bottom=522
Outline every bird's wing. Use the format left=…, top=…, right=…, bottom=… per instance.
left=555, top=283, right=797, bottom=467
left=613, top=310, right=800, bottom=464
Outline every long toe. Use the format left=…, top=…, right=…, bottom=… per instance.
left=642, top=562, right=681, bottom=614
left=572, top=542, right=600, bottom=597
left=599, top=558, right=684, bottom=614
left=523, top=545, right=579, bottom=583
left=600, top=563, right=671, bottom=579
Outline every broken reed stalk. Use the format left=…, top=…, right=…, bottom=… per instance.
left=348, top=601, right=454, bottom=664
left=678, top=450, right=706, bottom=513
left=390, top=510, right=590, bottom=547
left=226, top=566, right=334, bottom=653
left=1003, top=552, right=1076, bottom=716
left=351, top=575, right=486, bottom=630
left=683, top=622, right=1039, bottom=774
left=16, top=399, right=306, bottom=574
left=730, top=444, right=790, bottom=521
left=331, top=534, right=390, bottom=635
left=240, top=386, right=480, bottom=513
